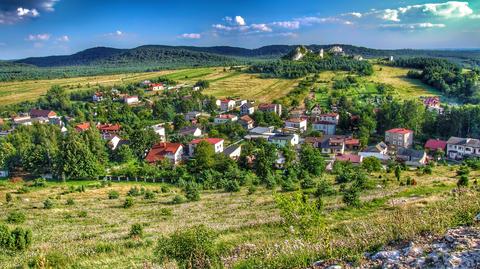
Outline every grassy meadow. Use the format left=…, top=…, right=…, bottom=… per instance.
left=0, top=165, right=478, bottom=268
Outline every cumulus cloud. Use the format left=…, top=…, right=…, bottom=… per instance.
left=250, top=24, right=272, bottom=32
left=26, top=33, right=51, bottom=41
left=234, top=15, right=246, bottom=26
left=56, top=35, right=69, bottom=42
left=272, top=21, right=300, bottom=30
left=0, top=0, right=59, bottom=24
left=178, top=33, right=201, bottom=39
left=380, top=22, right=447, bottom=30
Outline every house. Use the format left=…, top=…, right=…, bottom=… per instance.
left=344, top=137, right=361, bottom=150
left=239, top=115, right=254, bottom=129
left=424, top=139, right=447, bottom=153
left=289, top=109, right=306, bottom=118
left=423, top=96, right=443, bottom=114
left=141, top=80, right=151, bottom=86
left=244, top=126, right=275, bottom=140
left=312, top=121, right=336, bottom=135
left=284, top=118, right=307, bottom=133
left=310, top=105, right=322, bottom=116
left=240, top=103, right=255, bottom=115
left=396, top=148, right=427, bottom=167
left=14, top=117, right=49, bottom=126
left=258, top=103, right=282, bottom=117
left=329, top=46, right=344, bottom=54
left=178, top=126, right=202, bottom=137
left=385, top=128, right=414, bottom=148
left=235, top=99, right=248, bottom=107
left=123, top=95, right=139, bottom=105
left=75, top=122, right=90, bottom=132
left=12, top=115, right=31, bottom=124
left=151, top=124, right=166, bottom=141
left=106, top=135, right=127, bottom=150
left=219, top=99, right=236, bottom=111
left=93, top=92, right=103, bottom=102
left=446, top=137, right=480, bottom=160
left=315, top=113, right=339, bottom=124
left=185, top=111, right=201, bottom=121
left=97, top=123, right=121, bottom=135
left=189, top=138, right=224, bottom=157
left=223, top=144, right=242, bottom=160
left=359, top=142, right=390, bottom=161
left=148, top=83, right=164, bottom=91
left=145, top=142, right=184, bottom=165
left=269, top=133, right=299, bottom=147
left=0, top=169, right=8, bottom=178
left=317, top=135, right=347, bottom=155
left=30, top=109, right=57, bottom=119
left=214, top=114, right=238, bottom=124
left=353, top=55, right=364, bottom=61
left=335, top=153, right=363, bottom=165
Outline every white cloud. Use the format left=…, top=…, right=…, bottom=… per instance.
left=178, top=33, right=201, bottom=39
left=379, top=9, right=400, bottom=22
left=234, top=15, right=246, bottom=26
left=271, top=21, right=300, bottom=29
left=57, top=35, right=70, bottom=42
left=380, top=22, right=446, bottom=30
left=250, top=23, right=272, bottom=32
left=115, top=30, right=123, bottom=36
left=0, top=1, right=59, bottom=24
left=347, top=12, right=362, bottom=18
left=27, top=33, right=51, bottom=41
left=17, top=7, right=39, bottom=17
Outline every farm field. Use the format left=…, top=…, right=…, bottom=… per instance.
left=0, top=165, right=478, bottom=268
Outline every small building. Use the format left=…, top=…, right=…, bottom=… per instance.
left=214, top=114, right=238, bottom=124
left=312, top=121, right=336, bottom=135
left=424, top=139, right=447, bottom=153
left=123, top=95, right=139, bottom=105
left=446, top=137, right=480, bottom=160
left=289, top=109, right=306, bottom=118
left=284, top=118, right=307, bottom=133
left=335, top=153, right=363, bottom=165
left=310, top=105, right=322, bottom=116
left=185, top=111, right=201, bottom=121
left=75, top=122, right=90, bottom=132
left=148, top=83, right=164, bottom=91
left=178, top=126, right=202, bottom=137
left=344, top=137, right=361, bottom=151
left=30, top=109, right=57, bottom=119
left=12, top=115, right=31, bottom=124
left=258, top=103, right=282, bottom=117
left=145, top=142, right=184, bottom=165
left=316, top=135, right=347, bottom=155
left=235, top=99, right=248, bottom=107
left=188, top=138, right=224, bottom=157
left=151, top=124, right=166, bottom=141
left=423, top=96, right=443, bottom=114
left=385, top=128, right=414, bottom=148
left=239, top=115, right=254, bottom=129
left=106, top=135, right=128, bottom=150
left=240, top=103, right=255, bottom=115
left=93, top=92, right=103, bottom=102
left=219, top=99, right=236, bottom=112
left=223, top=144, right=242, bottom=160
left=359, top=142, right=389, bottom=161
left=396, top=148, right=427, bottom=167
left=269, top=133, right=299, bottom=147
left=97, top=123, right=121, bottom=135
left=316, top=113, right=339, bottom=124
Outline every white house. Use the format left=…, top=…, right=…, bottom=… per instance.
left=107, top=135, right=122, bottom=150
left=219, top=99, right=236, bottom=111
left=151, top=124, right=166, bottom=141
left=359, top=142, right=390, bottom=161
left=148, top=83, right=164, bottom=91
left=145, top=143, right=184, bottom=165
left=223, top=144, right=242, bottom=160
left=284, top=118, right=307, bottom=133
left=214, top=114, right=238, bottom=124
left=240, top=103, right=255, bottom=115
left=269, top=133, right=299, bottom=147
left=178, top=126, right=202, bottom=137
left=446, top=137, right=480, bottom=160
left=188, top=138, right=224, bottom=157
left=312, top=121, right=337, bottom=135
left=316, top=113, right=339, bottom=124
left=124, top=95, right=139, bottom=105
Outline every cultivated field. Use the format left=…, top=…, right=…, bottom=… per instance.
left=1, top=165, right=478, bottom=268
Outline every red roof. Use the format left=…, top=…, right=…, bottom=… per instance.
left=97, top=123, right=121, bottom=132
left=94, top=92, right=103, bottom=97
left=240, top=115, right=253, bottom=122
left=216, top=114, right=237, bottom=119
left=344, top=138, right=360, bottom=146
left=336, top=154, right=362, bottom=163
left=424, top=139, right=447, bottom=151
left=75, top=122, right=90, bottom=131
left=190, top=138, right=224, bottom=145
left=30, top=109, right=56, bottom=118
left=258, top=103, right=277, bottom=109
left=221, top=99, right=233, bottom=103
left=386, top=128, right=413, bottom=135
left=145, top=143, right=182, bottom=163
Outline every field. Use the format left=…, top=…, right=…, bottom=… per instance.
left=1, top=165, right=478, bottom=268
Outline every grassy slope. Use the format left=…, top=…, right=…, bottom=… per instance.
left=0, top=165, right=477, bottom=268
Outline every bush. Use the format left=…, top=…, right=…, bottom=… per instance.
left=155, top=225, right=219, bottom=268
left=129, top=223, right=144, bottom=239
left=5, top=193, right=12, bottom=203
left=224, top=180, right=240, bottom=193
left=108, top=190, right=120, bottom=199
left=66, top=198, right=75, bottom=205
left=281, top=179, right=298, bottom=192
left=457, top=175, right=469, bottom=188
left=300, top=175, right=315, bottom=189
left=7, top=212, right=26, bottom=224
left=342, top=187, right=361, bottom=207
left=43, top=199, right=54, bottom=209
left=457, top=166, right=470, bottom=176
left=185, top=182, right=200, bottom=202
left=17, top=186, right=30, bottom=194
left=171, top=195, right=186, bottom=204
left=0, top=224, right=32, bottom=251
left=247, top=184, right=257, bottom=195
left=127, top=186, right=143, bottom=197
left=33, top=178, right=47, bottom=187
left=123, top=197, right=134, bottom=208
left=144, top=190, right=156, bottom=200
left=29, top=251, right=69, bottom=268
left=76, top=185, right=86, bottom=193
left=315, top=179, right=335, bottom=197
left=77, top=211, right=88, bottom=218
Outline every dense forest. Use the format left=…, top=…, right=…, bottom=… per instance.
left=393, top=57, right=480, bottom=103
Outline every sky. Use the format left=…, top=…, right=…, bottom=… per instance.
left=0, top=0, right=480, bottom=59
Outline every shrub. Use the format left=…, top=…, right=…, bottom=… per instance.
left=224, top=180, right=240, bottom=193
left=66, top=198, right=75, bottom=205
left=274, top=192, right=321, bottom=236
left=144, top=190, right=156, bottom=200
left=123, top=197, right=134, bottom=208
left=158, top=208, right=173, bottom=217
left=457, top=166, right=470, bottom=176
left=29, top=251, right=70, bottom=268
left=5, top=193, right=12, bottom=203
left=155, top=225, right=220, bottom=269
left=315, top=179, right=335, bottom=197
left=457, top=175, right=469, bottom=188
left=77, top=211, right=88, bottom=218
left=129, top=223, right=144, bottom=238
left=76, top=185, right=86, bottom=193
left=43, top=199, right=54, bottom=209
left=160, top=186, right=170, bottom=193
left=300, top=175, right=315, bottom=189
left=185, top=182, right=200, bottom=202
left=171, top=195, right=186, bottom=204
left=127, top=186, right=142, bottom=197
left=247, top=185, right=257, bottom=195
left=17, top=186, right=30, bottom=194
left=108, top=190, right=120, bottom=199
left=33, top=178, right=47, bottom=187
left=342, top=187, right=361, bottom=207
left=0, top=225, right=32, bottom=251
left=7, top=212, right=26, bottom=224
left=281, top=179, right=298, bottom=192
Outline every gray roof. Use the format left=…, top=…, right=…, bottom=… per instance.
left=269, top=134, right=295, bottom=141
left=250, top=126, right=274, bottom=135
left=397, top=148, right=425, bottom=159
left=178, top=126, right=201, bottom=135
left=447, top=137, right=480, bottom=147
left=223, top=144, right=242, bottom=156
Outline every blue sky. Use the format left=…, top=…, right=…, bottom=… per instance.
left=0, top=0, right=479, bottom=59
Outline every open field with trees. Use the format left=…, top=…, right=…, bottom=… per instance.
left=0, top=164, right=478, bottom=268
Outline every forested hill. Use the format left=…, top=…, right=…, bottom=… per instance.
left=12, top=44, right=480, bottom=68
